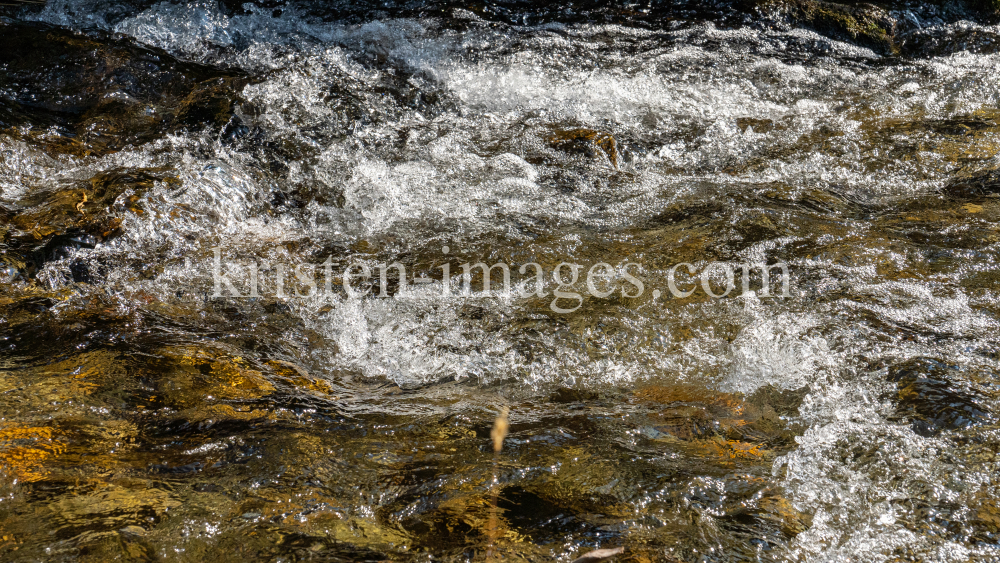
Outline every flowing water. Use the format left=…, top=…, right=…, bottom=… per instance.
left=1, top=1, right=1000, bottom=561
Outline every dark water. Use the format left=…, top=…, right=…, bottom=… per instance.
left=1, top=1, right=1000, bottom=561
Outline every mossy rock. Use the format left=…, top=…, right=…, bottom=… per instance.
left=755, top=0, right=899, bottom=53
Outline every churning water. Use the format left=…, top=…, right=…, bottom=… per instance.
left=0, top=0, right=999, bottom=561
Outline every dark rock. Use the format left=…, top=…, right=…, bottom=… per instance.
left=900, top=23, right=1000, bottom=57
left=0, top=20, right=250, bottom=155
left=941, top=168, right=1000, bottom=200
left=547, top=128, right=622, bottom=169
left=887, top=358, right=990, bottom=436
left=736, top=117, right=776, bottom=133
left=69, top=259, right=92, bottom=283
left=747, top=384, right=808, bottom=418
left=550, top=388, right=600, bottom=403
left=5, top=168, right=176, bottom=279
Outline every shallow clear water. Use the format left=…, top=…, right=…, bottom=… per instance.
left=1, top=1, right=999, bottom=561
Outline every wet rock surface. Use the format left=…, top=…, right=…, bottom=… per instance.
left=942, top=167, right=1000, bottom=200
left=0, top=21, right=249, bottom=155
left=887, top=358, right=990, bottom=436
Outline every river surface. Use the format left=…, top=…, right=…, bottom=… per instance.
left=1, top=1, right=999, bottom=561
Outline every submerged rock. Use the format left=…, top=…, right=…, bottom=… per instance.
left=1, top=168, right=177, bottom=281
left=547, top=128, right=622, bottom=169
left=634, top=383, right=807, bottom=463
left=0, top=424, right=66, bottom=483
left=900, top=20, right=1000, bottom=57
left=0, top=21, right=250, bottom=155
left=941, top=167, right=1000, bottom=200
left=887, top=358, right=990, bottom=437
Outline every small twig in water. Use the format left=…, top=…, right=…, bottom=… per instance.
left=486, top=407, right=509, bottom=561
left=571, top=547, right=625, bottom=563
left=491, top=407, right=509, bottom=453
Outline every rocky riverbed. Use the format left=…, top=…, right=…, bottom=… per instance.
left=1, top=1, right=999, bottom=561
